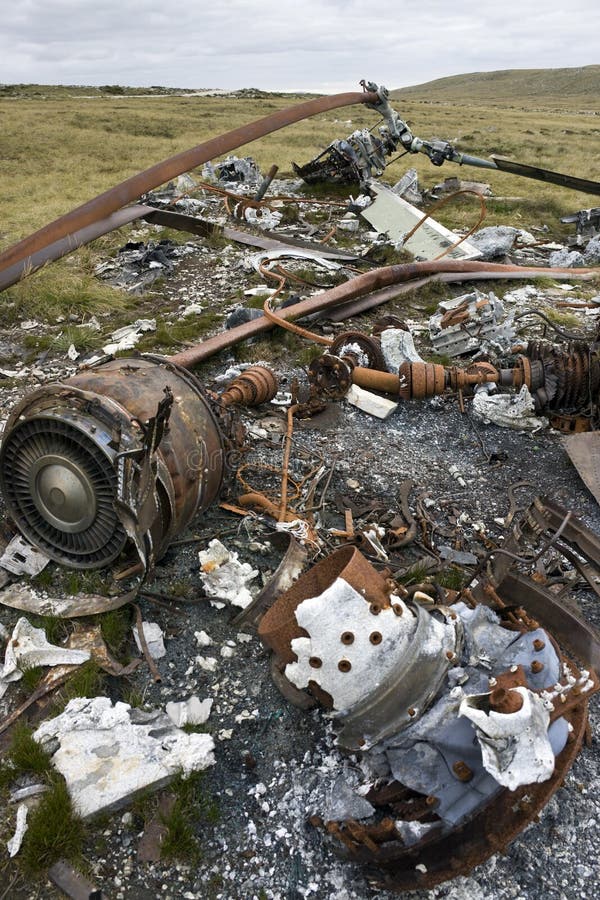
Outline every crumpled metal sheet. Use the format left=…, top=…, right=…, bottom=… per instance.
left=0, top=583, right=139, bottom=618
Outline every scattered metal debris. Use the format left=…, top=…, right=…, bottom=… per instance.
left=361, top=181, right=482, bottom=261
left=256, top=541, right=598, bottom=890
left=33, top=697, right=215, bottom=818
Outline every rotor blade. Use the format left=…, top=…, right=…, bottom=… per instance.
left=491, top=155, right=600, bottom=196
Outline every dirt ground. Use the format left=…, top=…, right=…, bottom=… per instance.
left=1, top=175, right=599, bottom=899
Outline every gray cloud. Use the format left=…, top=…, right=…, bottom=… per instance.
left=0, top=1, right=598, bottom=90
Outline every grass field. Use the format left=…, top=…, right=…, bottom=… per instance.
left=1, top=72, right=599, bottom=322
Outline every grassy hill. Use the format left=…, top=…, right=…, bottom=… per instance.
left=392, top=65, right=600, bottom=109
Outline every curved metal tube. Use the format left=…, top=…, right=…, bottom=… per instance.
left=0, top=90, right=378, bottom=275
left=169, top=259, right=597, bottom=369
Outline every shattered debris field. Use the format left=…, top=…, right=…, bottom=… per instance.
left=1, top=83, right=600, bottom=899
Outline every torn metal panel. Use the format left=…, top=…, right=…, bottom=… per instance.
left=361, top=182, right=482, bottom=261
left=0, top=534, right=49, bottom=576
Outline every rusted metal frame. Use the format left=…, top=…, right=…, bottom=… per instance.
left=0, top=90, right=379, bottom=274
left=169, top=260, right=597, bottom=369
left=327, top=269, right=595, bottom=321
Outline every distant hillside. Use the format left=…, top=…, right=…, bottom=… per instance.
left=392, top=65, right=600, bottom=107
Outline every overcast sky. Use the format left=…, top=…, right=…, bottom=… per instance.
left=1, top=1, right=598, bottom=92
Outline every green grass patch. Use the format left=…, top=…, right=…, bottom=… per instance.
left=138, top=313, right=223, bottom=351
left=62, top=569, right=110, bottom=597
left=436, top=567, right=466, bottom=591
left=20, top=775, right=85, bottom=874
left=20, top=665, right=45, bottom=694
left=29, top=614, right=69, bottom=646
left=160, top=772, right=220, bottom=863
left=4, top=723, right=54, bottom=778
left=542, top=306, right=582, bottom=328
left=60, top=660, right=105, bottom=704
left=1, top=261, right=129, bottom=328
left=99, top=607, right=133, bottom=659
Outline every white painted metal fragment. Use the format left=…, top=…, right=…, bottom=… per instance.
left=346, top=384, right=398, bottom=419
left=7, top=803, right=28, bottom=857
left=33, top=697, right=215, bottom=818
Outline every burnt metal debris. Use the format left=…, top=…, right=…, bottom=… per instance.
left=256, top=539, right=598, bottom=890
left=0, top=361, right=277, bottom=571
left=293, top=81, right=600, bottom=196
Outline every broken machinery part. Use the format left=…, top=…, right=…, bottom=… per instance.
left=256, top=544, right=598, bottom=890
left=293, top=81, right=600, bottom=196
left=0, top=360, right=277, bottom=571
left=306, top=340, right=600, bottom=425
left=0, top=86, right=381, bottom=289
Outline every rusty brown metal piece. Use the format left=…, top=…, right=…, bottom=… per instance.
left=258, top=545, right=391, bottom=667
left=67, top=356, right=225, bottom=549
left=169, top=260, right=597, bottom=369
left=234, top=533, right=308, bottom=629
left=308, top=354, right=355, bottom=399
left=0, top=90, right=380, bottom=276
left=329, top=331, right=386, bottom=371
left=48, top=859, right=108, bottom=900
left=219, top=365, right=278, bottom=407
left=0, top=355, right=225, bottom=569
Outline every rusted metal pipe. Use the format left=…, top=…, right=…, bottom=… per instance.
left=0, top=205, right=152, bottom=293
left=0, top=90, right=379, bottom=275
left=169, top=260, right=597, bottom=369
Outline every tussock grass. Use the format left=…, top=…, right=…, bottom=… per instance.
left=160, top=771, right=220, bottom=863
left=20, top=775, right=85, bottom=873
left=99, top=607, right=133, bottom=659
left=0, top=725, right=85, bottom=874
left=3, top=723, right=53, bottom=777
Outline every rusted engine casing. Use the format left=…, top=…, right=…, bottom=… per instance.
left=0, top=356, right=225, bottom=569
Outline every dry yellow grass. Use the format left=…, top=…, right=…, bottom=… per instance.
left=0, top=89, right=598, bottom=318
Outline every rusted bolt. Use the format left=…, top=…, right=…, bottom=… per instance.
left=309, top=814, right=324, bottom=828
left=408, top=707, right=417, bottom=717
left=370, top=631, right=383, bottom=645
left=341, top=632, right=355, bottom=645
left=369, top=603, right=382, bottom=615
left=392, top=603, right=403, bottom=616
left=425, top=795, right=439, bottom=808
left=452, top=761, right=473, bottom=782
left=533, top=638, right=546, bottom=652
left=338, top=659, right=352, bottom=673
left=445, top=650, right=455, bottom=661
left=309, top=657, right=322, bottom=669
left=531, top=660, right=544, bottom=674
left=490, top=687, right=524, bottom=714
